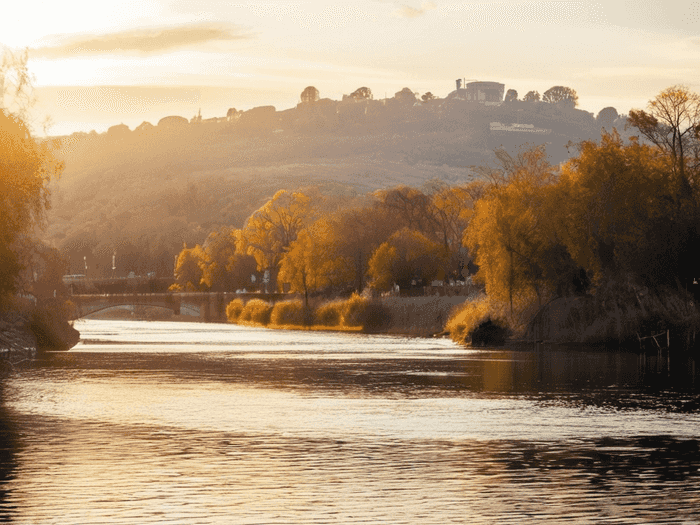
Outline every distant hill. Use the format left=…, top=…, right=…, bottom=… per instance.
left=45, top=93, right=631, bottom=278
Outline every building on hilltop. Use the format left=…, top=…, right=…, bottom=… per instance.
left=446, top=80, right=505, bottom=105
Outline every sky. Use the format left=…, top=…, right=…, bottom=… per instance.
left=2, top=0, right=699, bottom=136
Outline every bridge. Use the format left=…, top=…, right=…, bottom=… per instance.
left=70, top=292, right=289, bottom=322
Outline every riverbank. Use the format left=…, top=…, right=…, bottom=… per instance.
left=0, top=297, right=80, bottom=361
left=224, top=293, right=479, bottom=338
left=445, top=282, right=700, bottom=351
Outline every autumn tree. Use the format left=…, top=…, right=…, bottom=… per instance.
left=1, top=109, right=63, bottom=299
left=464, top=146, right=577, bottom=312
left=1, top=47, right=33, bottom=120
left=322, top=206, right=397, bottom=292
left=504, top=89, right=518, bottom=102
left=278, top=225, right=353, bottom=307
left=627, top=85, right=700, bottom=192
left=559, top=130, right=696, bottom=289
left=542, top=86, right=578, bottom=107
left=368, top=228, right=446, bottom=291
left=200, top=228, right=257, bottom=291
left=170, top=244, right=206, bottom=292
left=374, top=185, right=434, bottom=235
left=242, top=190, right=312, bottom=290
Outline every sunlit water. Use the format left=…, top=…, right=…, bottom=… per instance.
left=1, top=319, right=700, bottom=524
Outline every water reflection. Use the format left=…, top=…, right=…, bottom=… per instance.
left=0, top=320, right=699, bottom=524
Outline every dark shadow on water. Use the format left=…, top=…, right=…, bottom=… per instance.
left=32, top=343, right=700, bottom=413
left=0, top=383, right=17, bottom=523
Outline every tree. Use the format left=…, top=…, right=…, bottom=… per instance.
left=374, top=185, right=434, bottom=234
left=421, top=92, right=436, bottom=102
left=523, top=90, right=540, bottom=102
left=1, top=47, right=33, bottom=120
left=428, top=185, right=474, bottom=278
left=226, top=107, right=239, bottom=122
left=1, top=110, right=63, bottom=299
left=504, top=89, right=518, bottom=103
left=394, top=87, right=417, bottom=104
left=300, top=86, right=320, bottom=104
left=559, top=130, right=694, bottom=289
left=627, top=85, right=700, bottom=190
left=199, top=228, right=257, bottom=291
left=170, top=244, right=206, bottom=291
left=323, top=206, right=397, bottom=292
left=350, top=87, right=372, bottom=100
left=596, top=107, right=619, bottom=130
left=242, top=190, right=312, bottom=289
left=278, top=226, right=353, bottom=307
left=368, top=228, right=446, bottom=291
left=542, top=86, right=578, bottom=107
left=464, top=146, right=567, bottom=312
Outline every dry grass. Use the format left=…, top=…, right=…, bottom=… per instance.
left=380, top=295, right=469, bottom=337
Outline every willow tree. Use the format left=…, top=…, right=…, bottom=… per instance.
left=242, top=190, right=312, bottom=290
left=1, top=110, right=63, bottom=300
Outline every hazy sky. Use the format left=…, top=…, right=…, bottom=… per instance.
left=3, top=0, right=699, bottom=135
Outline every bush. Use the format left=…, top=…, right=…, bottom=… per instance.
left=360, top=300, right=393, bottom=332
left=314, top=300, right=344, bottom=326
left=226, top=298, right=245, bottom=322
left=336, top=293, right=392, bottom=331
left=270, top=299, right=307, bottom=326
left=239, top=298, right=273, bottom=326
left=341, top=292, right=369, bottom=327
left=445, top=295, right=491, bottom=343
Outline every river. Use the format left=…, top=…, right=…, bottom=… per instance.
left=1, top=319, right=699, bottom=524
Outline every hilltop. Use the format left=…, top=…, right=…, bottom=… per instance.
left=45, top=86, right=630, bottom=278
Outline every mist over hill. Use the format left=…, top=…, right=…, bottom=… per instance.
left=46, top=86, right=631, bottom=278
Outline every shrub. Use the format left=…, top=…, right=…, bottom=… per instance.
left=445, top=295, right=491, bottom=343
left=336, top=293, right=392, bottom=331
left=226, top=298, right=245, bottom=322
left=314, top=300, right=344, bottom=326
left=239, top=298, right=273, bottom=326
left=270, top=299, right=306, bottom=326
left=341, top=292, right=369, bottom=327
left=360, top=300, right=393, bottom=332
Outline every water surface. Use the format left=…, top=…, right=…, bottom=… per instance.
left=1, top=319, right=699, bottom=524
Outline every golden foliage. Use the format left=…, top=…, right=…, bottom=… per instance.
left=243, top=190, right=312, bottom=275
left=270, top=299, right=306, bottom=326
left=225, top=298, right=245, bottom=322
left=238, top=298, right=273, bottom=326
left=368, top=228, right=447, bottom=291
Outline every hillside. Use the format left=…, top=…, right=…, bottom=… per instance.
left=45, top=93, right=627, bottom=278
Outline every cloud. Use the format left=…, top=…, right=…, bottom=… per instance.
left=393, top=1, right=437, bottom=18
left=31, top=22, right=255, bottom=59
